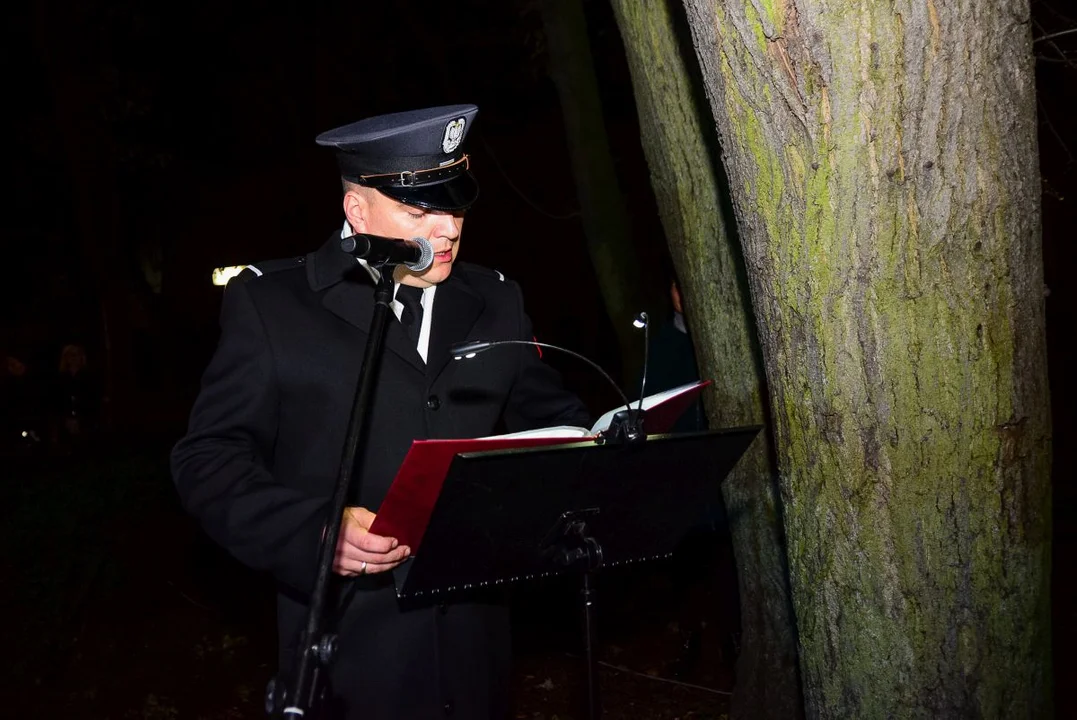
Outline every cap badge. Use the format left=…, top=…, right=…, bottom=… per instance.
left=442, top=117, right=466, bottom=154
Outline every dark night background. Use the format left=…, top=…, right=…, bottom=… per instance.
left=2, top=0, right=1074, bottom=717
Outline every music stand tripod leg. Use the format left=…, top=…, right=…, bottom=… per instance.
left=582, top=551, right=601, bottom=720
left=542, top=509, right=604, bottom=720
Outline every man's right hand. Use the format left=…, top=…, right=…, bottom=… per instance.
left=333, top=506, right=410, bottom=576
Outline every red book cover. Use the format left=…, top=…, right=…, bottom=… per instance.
left=369, top=435, right=591, bottom=551
left=369, top=379, right=710, bottom=552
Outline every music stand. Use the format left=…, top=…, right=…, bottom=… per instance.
left=390, top=426, right=760, bottom=719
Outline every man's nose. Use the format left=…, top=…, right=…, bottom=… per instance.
left=431, top=213, right=460, bottom=239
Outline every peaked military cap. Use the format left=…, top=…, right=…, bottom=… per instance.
left=315, top=104, right=479, bottom=212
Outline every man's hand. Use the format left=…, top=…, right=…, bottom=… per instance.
left=333, top=506, right=410, bottom=576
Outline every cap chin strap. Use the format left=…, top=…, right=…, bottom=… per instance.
left=348, top=155, right=470, bottom=189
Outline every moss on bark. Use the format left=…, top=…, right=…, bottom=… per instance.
left=610, top=1, right=801, bottom=717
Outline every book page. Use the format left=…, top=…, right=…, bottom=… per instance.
left=478, top=425, right=592, bottom=440
left=589, top=380, right=707, bottom=434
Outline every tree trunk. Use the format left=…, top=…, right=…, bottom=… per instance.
left=609, top=1, right=801, bottom=717
left=681, top=0, right=1052, bottom=716
left=539, top=0, right=652, bottom=380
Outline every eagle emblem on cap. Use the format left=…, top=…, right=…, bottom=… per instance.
left=442, top=117, right=466, bottom=154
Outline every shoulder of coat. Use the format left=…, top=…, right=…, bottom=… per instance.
left=237, top=256, right=307, bottom=282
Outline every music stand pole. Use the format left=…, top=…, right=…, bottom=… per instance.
left=544, top=508, right=606, bottom=719
left=582, top=544, right=601, bottom=720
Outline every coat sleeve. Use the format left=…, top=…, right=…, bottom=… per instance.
left=500, top=282, right=593, bottom=433
left=171, top=277, right=328, bottom=596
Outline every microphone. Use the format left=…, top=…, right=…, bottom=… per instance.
left=340, top=233, right=434, bottom=272
left=449, top=334, right=646, bottom=443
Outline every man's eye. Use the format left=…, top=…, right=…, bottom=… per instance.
left=408, top=212, right=424, bottom=219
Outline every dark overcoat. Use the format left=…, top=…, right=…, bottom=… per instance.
left=171, top=233, right=590, bottom=719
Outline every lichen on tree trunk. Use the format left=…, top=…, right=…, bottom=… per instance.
left=609, top=1, right=801, bottom=717
left=680, top=0, right=1052, bottom=716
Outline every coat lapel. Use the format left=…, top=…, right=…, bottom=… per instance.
left=427, top=275, right=485, bottom=381
left=309, top=233, right=427, bottom=374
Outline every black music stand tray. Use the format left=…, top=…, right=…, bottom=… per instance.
left=390, top=426, right=760, bottom=720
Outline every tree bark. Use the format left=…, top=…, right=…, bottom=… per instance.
left=609, top=1, right=801, bottom=717
left=539, top=0, right=653, bottom=379
left=681, top=0, right=1052, bottom=716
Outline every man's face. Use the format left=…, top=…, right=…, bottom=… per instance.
left=347, top=188, right=464, bottom=288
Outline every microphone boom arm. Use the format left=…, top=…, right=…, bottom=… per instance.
left=450, top=339, right=645, bottom=443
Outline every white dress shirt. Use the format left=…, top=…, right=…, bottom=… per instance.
left=342, top=221, right=436, bottom=362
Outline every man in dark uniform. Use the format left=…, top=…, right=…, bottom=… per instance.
left=171, top=104, right=590, bottom=719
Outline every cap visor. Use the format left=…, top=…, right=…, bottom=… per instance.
left=378, top=171, right=479, bottom=212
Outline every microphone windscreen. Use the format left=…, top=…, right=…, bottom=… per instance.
left=406, top=237, right=434, bottom=272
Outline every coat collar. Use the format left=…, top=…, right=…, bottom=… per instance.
left=308, top=229, right=358, bottom=292
left=306, top=231, right=485, bottom=379
left=425, top=275, right=484, bottom=380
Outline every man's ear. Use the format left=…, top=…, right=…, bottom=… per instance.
left=343, top=187, right=372, bottom=233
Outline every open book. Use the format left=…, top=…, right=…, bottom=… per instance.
left=369, top=380, right=709, bottom=551
left=481, top=379, right=710, bottom=440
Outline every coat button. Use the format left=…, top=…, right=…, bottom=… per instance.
left=443, top=701, right=454, bottom=715
left=426, top=395, right=441, bottom=410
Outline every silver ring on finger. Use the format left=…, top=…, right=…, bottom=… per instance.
left=359, top=561, right=368, bottom=574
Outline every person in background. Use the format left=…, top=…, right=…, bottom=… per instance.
left=50, top=343, right=102, bottom=455
left=1, top=351, right=41, bottom=454
left=640, top=273, right=744, bottom=681
left=643, top=275, right=708, bottom=434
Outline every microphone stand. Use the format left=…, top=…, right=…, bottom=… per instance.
left=450, top=316, right=651, bottom=719
left=266, top=270, right=396, bottom=719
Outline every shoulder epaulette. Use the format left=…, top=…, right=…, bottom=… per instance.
left=240, top=256, right=306, bottom=281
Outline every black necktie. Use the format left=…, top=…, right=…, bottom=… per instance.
left=397, top=284, right=424, bottom=347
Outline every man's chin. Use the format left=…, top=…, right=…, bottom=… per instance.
left=422, top=264, right=453, bottom=285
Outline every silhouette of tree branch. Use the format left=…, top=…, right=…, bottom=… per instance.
left=1034, top=17, right=1077, bottom=69
left=1032, top=0, right=1076, bottom=27
left=1035, top=28, right=1077, bottom=43
left=1038, top=96, right=1074, bottom=164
